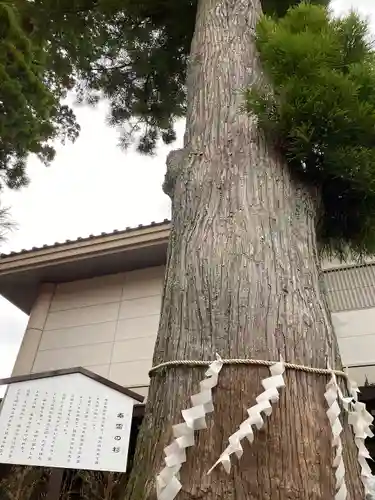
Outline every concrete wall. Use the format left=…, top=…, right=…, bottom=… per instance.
left=12, top=259, right=375, bottom=391
left=12, top=266, right=164, bottom=397
left=324, top=261, right=375, bottom=385
left=332, top=309, right=375, bottom=386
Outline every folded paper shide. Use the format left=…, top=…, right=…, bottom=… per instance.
left=154, top=354, right=375, bottom=500
left=156, top=354, right=223, bottom=500
left=325, top=364, right=375, bottom=500
left=325, top=369, right=347, bottom=500
left=207, top=357, right=285, bottom=474
left=344, top=378, right=374, bottom=498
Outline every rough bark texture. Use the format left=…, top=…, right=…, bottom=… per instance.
left=124, top=0, right=363, bottom=498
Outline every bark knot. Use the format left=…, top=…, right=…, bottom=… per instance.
left=163, top=148, right=186, bottom=198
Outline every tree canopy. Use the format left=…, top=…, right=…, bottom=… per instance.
left=2, top=0, right=375, bottom=257
left=247, top=2, right=375, bottom=257
left=1, top=0, right=327, bottom=166
left=0, top=1, right=79, bottom=189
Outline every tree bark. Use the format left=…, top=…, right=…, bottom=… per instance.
left=124, top=0, right=363, bottom=498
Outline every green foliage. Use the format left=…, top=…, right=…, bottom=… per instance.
left=0, top=203, right=15, bottom=243
left=262, top=0, right=329, bottom=18
left=0, top=0, right=328, bottom=171
left=246, top=2, right=375, bottom=256
left=0, top=1, right=79, bottom=189
left=0, top=0, right=195, bottom=156
left=16, top=0, right=320, bottom=155
left=65, top=0, right=194, bottom=154
left=4, top=0, right=374, bottom=255
left=70, top=0, right=327, bottom=153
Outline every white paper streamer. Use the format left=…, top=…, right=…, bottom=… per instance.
left=328, top=369, right=374, bottom=498
left=365, top=475, right=375, bottom=499
left=344, top=378, right=374, bottom=497
left=156, top=354, right=223, bottom=500
left=325, top=370, right=347, bottom=500
left=207, top=358, right=285, bottom=474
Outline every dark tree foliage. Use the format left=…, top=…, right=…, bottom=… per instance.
left=0, top=1, right=79, bottom=189
left=14, top=0, right=195, bottom=156
left=3, top=0, right=375, bottom=255
left=17, top=0, right=323, bottom=156
left=246, top=3, right=375, bottom=257
left=1, top=0, right=326, bottom=173
left=262, top=0, right=329, bottom=17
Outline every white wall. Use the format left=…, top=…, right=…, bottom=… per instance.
left=14, top=266, right=164, bottom=398
left=13, top=260, right=375, bottom=392
left=322, top=260, right=375, bottom=385
left=333, top=309, right=375, bottom=386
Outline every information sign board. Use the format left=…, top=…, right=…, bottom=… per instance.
left=0, top=372, right=137, bottom=472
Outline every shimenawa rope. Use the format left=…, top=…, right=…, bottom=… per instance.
left=149, top=358, right=347, bottom=378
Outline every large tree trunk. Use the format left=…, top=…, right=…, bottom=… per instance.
left=124, top=0, right=363, bottom=498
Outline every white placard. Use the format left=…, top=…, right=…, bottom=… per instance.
left=0, top=373, right=136, bottom=472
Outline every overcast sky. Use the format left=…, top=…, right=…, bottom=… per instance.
left=0, top=0, right=374, bottom=393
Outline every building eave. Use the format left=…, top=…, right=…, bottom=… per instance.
left=0, top=221, right=171, bottom=314
left=2, top=217, right=374, bottom=315
left=321, top=255, right=375, bottom=271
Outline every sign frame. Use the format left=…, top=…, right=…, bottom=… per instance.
left=0, top=367, right=144, bottom=490
left=0, top=367, right=144, bottom=404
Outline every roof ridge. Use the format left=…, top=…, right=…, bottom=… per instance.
left=0, top=219, right=171, bottom=259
